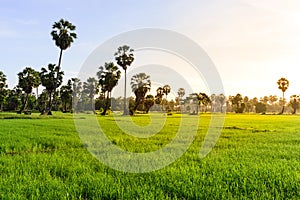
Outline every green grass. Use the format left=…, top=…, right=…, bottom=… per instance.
left=0, top=112, right=300, bottom=199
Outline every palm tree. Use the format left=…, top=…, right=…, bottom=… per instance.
left=218, top=93, right=226, bottom=113
left=277, top=77, right=289, bottom=114
left=97, top=62, right=121, bottom=115
left=60, top=80, right=72, bottom=113
left=71, top=78, right=82, bottom=112
left=83, top=77, right=98, bottom=114
left=40, top=64, right=64, bottom=115
left=193, top=92, right=210, bottom=114
left=0, top=71, right=8, bottom=111
left=51, top=19, right=77, bottom=71
left=130, top=73, right=151, bottom=113
left=114, top=45, right=134, bottom=115
left=290, top=95, right=299, bottom=114
left=17, top=67, right=40, bottom=112
left=163, top=85, right=171, bottom=99
left=155, top=87, right=164, bottom=106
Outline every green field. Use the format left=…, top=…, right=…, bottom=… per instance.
left=0, top=112, right=300, bottom=199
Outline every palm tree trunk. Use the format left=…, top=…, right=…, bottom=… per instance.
left=102, top=92, right=110, bottom=115
left=58, top=49, right=63, bottom=70
left=21, top=93, right=29, bottom=112
left=36, top=87, right=39, bottom=98
left=123, top=69, right=128, bottom=115
left=281, top=92, right=285, bottom=114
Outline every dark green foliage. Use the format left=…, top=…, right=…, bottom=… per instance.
left=51, top=19, right=77, bottom=51
left=255, top=102, right=267, bottom=113
left=97, top=62, right=121, bottom=115
left=0, top=71, right=8, bottom=111
left=130, top=73, right=151, bottom=113
left=60, top=80, right=72, bottom=112
left=17, top=67, right=40, bottom=112
left=40, top=64, right=64, bottom=115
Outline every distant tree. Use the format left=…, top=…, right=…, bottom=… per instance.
left=177, top=88, right=185, bottom=100
left=144, top=95, right=155, bottom=113
left=277, top=77, right=289, bottom=114
left=255, top=102, right=267, bottom=113
left=4, top=87, right=22, bottom=111
left=0, top=71, right=8, bottom=111
left=130, top=72, right=151, bottom=113
left=115, top=45, right=134, bottom=115
left=163, top=85, right=171, bottom=99
left=60, top=80, right=72, bottom=112
left=155, top=87, right=164, bottom=105
left=193, top=92, right=210, bottom=114
left=97, top=62, right=121, bottom=115
left=290, top=95, right=299, bottom=114
left=40, top=64, right=64, bottom=115
left=71, top=78, right=82, bottom=112
left=232, top=93, right=245, bottom=113
left=83, top=77, right=98, bottom=114
left=177, top=88, right=185, bottom=111
left=269, top=95, right=278, bottom=112
left=218, top=93, right=226, bottom=113
left=36, top=90, right=48, bottom=113
left=17, top=67, right=40, bottom=112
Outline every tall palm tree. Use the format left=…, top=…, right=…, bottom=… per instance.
left=51, top=19, right=77, bottom=71
left=97, top=62, right=121, bottom=115
left=130, top=72, right=151, bottom=112
left=114, top=45, right=134, bottom=115
left=277, top=77, right=289, bottom=114
left=17, top=67, right=40, bottom=112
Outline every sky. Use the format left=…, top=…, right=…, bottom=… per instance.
left=1, top=0, right=300, bottom=99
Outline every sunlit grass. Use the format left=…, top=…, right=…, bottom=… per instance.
left=0, top=112, right=300, bottom=199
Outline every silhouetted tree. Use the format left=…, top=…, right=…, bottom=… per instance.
left=40, top=64, right=64, bottom=115
left=60, top=80, right=72, bottom=112
left=51, top=19, right=77, bottom=71
left=277, top=77, right=289, bottom=114
left=155, top=87, right=164, bottom=105
left=144, top=95, right=155, bottom=113
left=193, top=92, right=210, bottom=114
left=114, top=45, right=134, bottom=115
left=97, top=62, right=121, bottom=115
left=130, top=73, right=151, bottom=113
left=163, top=85, right=171, bottom=99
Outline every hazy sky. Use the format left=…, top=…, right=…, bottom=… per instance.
left=1, top=0, right=300, bottom=99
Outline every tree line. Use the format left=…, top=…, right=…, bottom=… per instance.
left=0, top=19, right=299, bottom=115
